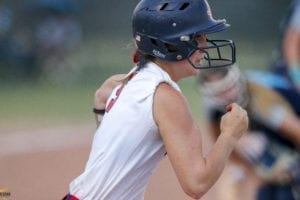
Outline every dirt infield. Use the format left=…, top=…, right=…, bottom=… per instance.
left=0, top=122, right=258, bottom=200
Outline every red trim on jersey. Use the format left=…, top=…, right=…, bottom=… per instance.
left=62, top=194, right=79, bottom=200
left=106, top=72, right=137, bottom=112
left=106, top=84, right=125, bottom=112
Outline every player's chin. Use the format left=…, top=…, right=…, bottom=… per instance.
left=191, top=62, right=202, bottom=75
left=188, top=67, right=200, bottom=76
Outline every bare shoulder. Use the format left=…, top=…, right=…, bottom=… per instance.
left=94, top=74, right=125, bottom=109
left=104, top=74, right=125, bottom=87
left=155, top=82, right=180, bottom=94
left=154, top=82, right=186, bottom=108
left=153, top=82, right=193, bottom=125
left=96, top=74, right=125, bottom=94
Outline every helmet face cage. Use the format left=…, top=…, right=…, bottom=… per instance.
left=132, top=0, right=236, bottom=69
left=187, top=36, right=236, bottom=69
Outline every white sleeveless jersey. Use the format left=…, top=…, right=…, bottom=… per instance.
left=69, top=62, right=181, bottom=200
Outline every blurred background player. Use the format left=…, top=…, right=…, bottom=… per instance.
left=271, top=0, right=300, bottom=91
left=198, top=65, right=300, bottom=200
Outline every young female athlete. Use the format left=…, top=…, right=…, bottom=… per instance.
left=63, top=0, right=248, bottom=199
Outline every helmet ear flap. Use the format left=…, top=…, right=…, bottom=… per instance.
left=149, top=38, right=167, bottom=52
left=135, top=33, right=184, bottom=60
left=152, top=40, right=179, bottom=54
left=165, top=43, right=179, bottom=53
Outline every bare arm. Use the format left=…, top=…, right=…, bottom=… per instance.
left=94, top=74, right=126, bottom=110
left=93, top=74, right=125, bottom=127
left=153, top=83, right=248, bottom=199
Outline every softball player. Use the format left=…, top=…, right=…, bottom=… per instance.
left=63, top=0, right=248, bottom=199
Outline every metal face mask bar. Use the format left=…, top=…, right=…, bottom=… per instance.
left=187, top=39, right=236, bottom=69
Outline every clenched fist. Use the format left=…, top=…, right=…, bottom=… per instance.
left=220, top=103, right=249, bottom=141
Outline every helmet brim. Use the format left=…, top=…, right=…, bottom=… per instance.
left=196, top=19, right=230, bottom=35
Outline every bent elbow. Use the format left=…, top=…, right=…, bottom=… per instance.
left=184, top=190, right=205, bottom=200
left=183, top=185, right=207, bottom=200
left=181, top=171, right=215, bottom=199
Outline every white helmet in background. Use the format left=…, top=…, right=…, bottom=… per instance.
left=198, top=64, right=249, bottom=108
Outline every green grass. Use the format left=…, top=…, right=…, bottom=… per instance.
left=0, top=84, right=95, bottom=128
left=179, top=78, right=203, bottom=121
left=0, top=79, right=201, bottom=124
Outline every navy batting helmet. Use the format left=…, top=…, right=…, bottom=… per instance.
left=132, top=0, right=236, bottom=69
